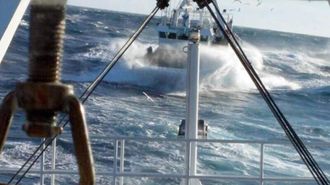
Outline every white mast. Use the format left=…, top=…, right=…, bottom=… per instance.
left=184, top=30, right=202, bottom=185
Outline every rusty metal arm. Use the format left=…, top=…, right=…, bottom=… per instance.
left=67, top=96, right=95, bottom=185
left=0, top=91, right=17, bottom=152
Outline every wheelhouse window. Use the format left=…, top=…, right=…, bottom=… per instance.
left=168, top=32, right=177, bottom=39
left=159, top=32, right=166, bottom=38
left=178, top=34, right=189, bottom=40
left=201, top=36, right=209, bottom=42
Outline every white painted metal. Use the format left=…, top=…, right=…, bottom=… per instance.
left=40, top=139, right=45, bottom=185
left=3, top=135, right=329, bottom=184
left=183, top=139, right=191, bottom=185
left=185, top=30, right=202, bottom=185
left=119, top=140, right=125, bottom=185
left=51, top=138, right=57, bottom=185
left=156, top=0, right=215, bottom=47
left=0, top=0, right=30, bottom=63
left=113, top=140, right=119, bottom=185
left=260, top=144, right=264, bottom=185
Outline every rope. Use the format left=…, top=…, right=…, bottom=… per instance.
left=206, top=1, right=329, bottom=184
left=9, top=6, right=159, bottom=184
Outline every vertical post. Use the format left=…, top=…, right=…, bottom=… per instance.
left=51, top=138, right=57, bottom=185
left=183, top=139, right=191, bottom=185
left=260, top=144, right=264, bottom=185
left=186, top=30, right=202, bottom=185
left=119, top=140, right=125, bottom=185
left=40, top=139, right=45, bottom=185
left=113, top=140, right=118, bottom=185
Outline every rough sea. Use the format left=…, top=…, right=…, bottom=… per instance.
left=0, top=5, right=329, bottom=185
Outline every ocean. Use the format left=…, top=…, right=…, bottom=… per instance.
left=0, top=5, right=329, bottom=185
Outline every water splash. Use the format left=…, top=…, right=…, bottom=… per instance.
left=97, top=39, right=301, bottom=92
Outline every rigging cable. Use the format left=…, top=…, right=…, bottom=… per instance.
left=204, top=0, right=329, bottom=184
left=8, top=6, right=159, bottom=185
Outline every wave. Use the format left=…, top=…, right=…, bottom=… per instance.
left=15, top=7, right=330, bottom=95
left=63, top=38, right=311, bottom=93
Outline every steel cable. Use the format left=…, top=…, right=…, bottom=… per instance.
left=206, top=1, right=329, bottom=184
left=211, top=2, right=329, bottom=184
left=209, top=2, right=329, bottom=184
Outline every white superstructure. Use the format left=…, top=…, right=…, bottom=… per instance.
left=145, top=0, right=233, bottom=68
left=156, top=0, right=232, bottom=47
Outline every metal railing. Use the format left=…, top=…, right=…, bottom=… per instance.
left=1, top=134, right=329, bottom=185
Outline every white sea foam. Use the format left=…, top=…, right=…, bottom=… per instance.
left=97, top=39, right=302, bottom=92
left=263, top=49, right=330, bottom=89
left=19, top=19, right=29, bottom=27
left=63, top=37, right=330, bottom=93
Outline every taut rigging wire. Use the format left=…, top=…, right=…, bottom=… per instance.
left=8, top=6, right=159, bottom=185
left=205, top=0, right=329, bottom=184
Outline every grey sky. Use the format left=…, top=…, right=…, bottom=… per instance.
left=67, top=0, right=330, bottom=37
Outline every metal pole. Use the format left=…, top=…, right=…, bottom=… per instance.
left=260, top=144, right=264, bottom=185
left=51, top=138, right=57, bottom=185
left=184, top=139, right=191, bottom=185
left=186, top=30, right=202, bottom=185
left=119, top=140, right=125, bottom=185
left=40, top=139, right=45, bottom=185
left=113, top=140, right=118, bottom=185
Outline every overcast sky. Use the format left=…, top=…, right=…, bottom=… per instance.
left=67, top=0, right=330, bottom=38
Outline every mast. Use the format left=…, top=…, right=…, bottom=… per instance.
left=184, top=30, right=202, bottom=185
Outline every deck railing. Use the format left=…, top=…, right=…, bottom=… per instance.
left=1, top=133, right=329, bottom=185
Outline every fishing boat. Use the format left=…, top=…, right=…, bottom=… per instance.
left=145, top=0, right=233, bottom=68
